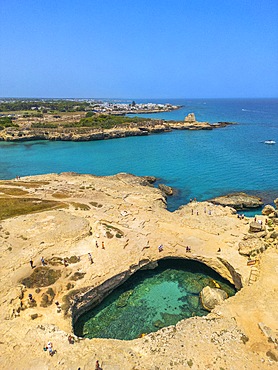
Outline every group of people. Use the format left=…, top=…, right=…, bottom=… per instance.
left=95, top=240, right=105, bottom=249
left=87, top=240, right=106, bottom=264
left=43, top=340, right=103, bottom=369
left=191, top=208, right=212, bottom=216
left=186, top=246, right=191, bottom=252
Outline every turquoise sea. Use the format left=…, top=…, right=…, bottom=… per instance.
left=0, top=98, right=277, bottom=211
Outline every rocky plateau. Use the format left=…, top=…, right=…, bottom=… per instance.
left=0, top=173, right=277, bottom=370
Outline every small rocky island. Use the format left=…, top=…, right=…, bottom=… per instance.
left=0, top=172, right=277, bottom=369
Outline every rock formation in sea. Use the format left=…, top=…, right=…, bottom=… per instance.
left=209, top=192, right=263, bottom=210
left=200, top=286, right=228, bottom=311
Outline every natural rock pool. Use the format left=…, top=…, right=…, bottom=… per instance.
left=74, top=259, right=236, bottom=340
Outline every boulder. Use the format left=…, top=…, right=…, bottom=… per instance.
left=158, top=184, right=173, bottom=196
left=209, top=192, right=263, bottom=210
left=274, top=198, right=278, bottom=209
left=249, top=221, right=264, bottom=233
left=262, top=205, right=276, bottom=216
left=200, top=286, right=228, bottom=311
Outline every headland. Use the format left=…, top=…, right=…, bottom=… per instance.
left=0, top=172, right=277, bottom=369
left=0, top=104, right=235, bottom=142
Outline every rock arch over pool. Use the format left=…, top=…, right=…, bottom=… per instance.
left=73, top=259, right=237, bottom=340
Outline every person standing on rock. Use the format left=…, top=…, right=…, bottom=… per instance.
left=102, top=241, right=105, bottom=249
left=41, top=256, right=46, bottom=266
left=30, top=259, right=34, bottom=269
left=95, top=360, right=102, bottom=370
left=47, top=341, right=54, bottom=356
left=88, top=253, right=93, bottom=264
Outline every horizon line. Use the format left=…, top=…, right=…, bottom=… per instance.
left=1, top=96, right=278, bottom=100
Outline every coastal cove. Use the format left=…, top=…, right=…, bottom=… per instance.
left=0, top=99, right=278, bottom=211
left=74, top=258, right=236, bottom=341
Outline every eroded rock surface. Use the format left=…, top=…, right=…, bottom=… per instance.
left=0, top=173, right=277, bottom=370
left=210, top=192, right=263, bottom=210
left=200, top=286, right=228, bottom=311
left=262, top=204, right=276, bottom=215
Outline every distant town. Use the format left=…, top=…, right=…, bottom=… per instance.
left=0, top=98, right=181, bottom=116
left=0, top=99, right=181, bottom=133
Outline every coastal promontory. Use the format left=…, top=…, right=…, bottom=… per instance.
left=0, top=172, right=277, bottom=369
left=0, top=97, right=236, bottom=143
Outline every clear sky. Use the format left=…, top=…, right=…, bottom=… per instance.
left=0, top=0, right=278, bottom=99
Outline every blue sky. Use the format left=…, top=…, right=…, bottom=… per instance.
left=0, top=0, right=277, bottom=98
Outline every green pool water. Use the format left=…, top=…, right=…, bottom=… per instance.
left=74, top=259, right=236, bottom=340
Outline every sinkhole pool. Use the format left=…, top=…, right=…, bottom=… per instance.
left=74, top=259, right=236, bottom=340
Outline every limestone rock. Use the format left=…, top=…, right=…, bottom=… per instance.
left=184, top=113, right=196, bottom=123
left=142, top=176, right=156, bottom=184
left=209, top=192, right=263, bottom=210
left=238, top=237, right=265, bottom=256
left=249, top=221, right=264, bottom=233
left=258, top=322, right=277, bottom=344
left=262, top=204, right=276, bottom=215
left=158, top=183, right=173, bottom=196
left=274, top=198, right=278, bottom=209
left=200, top=286, right=228, bottom=311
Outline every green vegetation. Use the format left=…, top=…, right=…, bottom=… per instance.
left=0, top=100, right=91, bottom=113
left=0, top=180, right=50, bottom=188
left=48, top=256, right=64, bottom=266
left=23, top=112, right=43, bottom=118
left=0, top=197, right=67, bottom=220
left=71, top=202, right=91, bottom=210
left=0, top=187, right=29, bottom=196
left=70, top=114, right=148, bottom=129
left=68, top=255, right=80, bottom=264
left=102, top=223, right=124, bottom=238
left=90, top=201, right=103, bottom=208
left=0, top=116, right=19, bottom=129
left=31, top=122, right=59, bottom=128
left=70, top=272, right=86, bottom=281
left=40, top=287, right=55, bottom=307
left=52, top=192, right=71, bottom=199
left=21, top=267, right=61, bottom=288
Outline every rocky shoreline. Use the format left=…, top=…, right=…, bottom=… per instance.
left=0, top=172, right=277, bottom=369
left=0, top=113, right=235, bottom=142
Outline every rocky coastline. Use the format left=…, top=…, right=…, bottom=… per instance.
left=0, top=172, right=277, bottom=369
left=209, top=192, right=264, bottom=210
left=0, top=113, right=235, bottom=142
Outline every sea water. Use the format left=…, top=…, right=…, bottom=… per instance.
left=0, top=98, right=277, bottom=211
left=74, top=259, right=236, bottom=340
